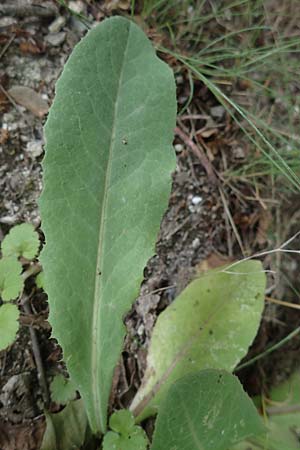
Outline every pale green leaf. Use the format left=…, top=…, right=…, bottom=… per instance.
left=151, top=370, right=265, bottom=450
left=130, top=260, right=266, bottom=421
left=103, top=413, right=148, bottom=450
left=40, top=399, right=88, bottom=450
left=1, top=223, right=40, bottom=260
left=0, top=303, right=19, bottom=350
left=0, top=257, right=23, bottom=301
left=50, top=374, right=77, bottom=404
left=40, top=16, right=176, bottom=434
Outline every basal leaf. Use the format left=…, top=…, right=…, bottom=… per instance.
left=1, top=223, right=40, bottom=260
left=0, top=303, right=19, bottom=350
left=0, top=257, right=23, bottom=301
left=41, top=399, right=88, bottom=450
left=130, top=260, right=266, bottom=421
left=40, top=16, right=176, bottom=434
left=151, top=370, right=265, bottom=450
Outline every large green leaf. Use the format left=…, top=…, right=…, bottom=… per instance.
left=40, top=16, right=176, bottom=435
left=130, top=260, right=266, bottom=421
left=151, top=370, right=265, bottom=450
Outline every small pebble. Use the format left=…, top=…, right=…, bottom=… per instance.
left=26, top=140, right=44, bottom=158
left=210, top=105, right=225, bottom=119
left=48, top=16, right=66, bottom=33
left=45, top=32, right=66, bottom=47
left=192, top=238, right=200, bottom=249
left=137, top=324, right=145, bottom=336
left=174, top=143, right=184, bottom=153
left=69, top=0, right=86, bottom=13
left=191, top=195, right=202, bottom=205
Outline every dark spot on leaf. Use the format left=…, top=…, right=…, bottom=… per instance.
left=209, top=329, right=213, bottom=335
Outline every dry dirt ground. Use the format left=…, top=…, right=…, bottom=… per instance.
left=0, top=1, right=300, bottom=449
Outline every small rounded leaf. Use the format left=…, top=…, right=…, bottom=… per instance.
left=109, top=410, right=135, bottom=435
left=0, top=257, right=23, bottom=301
left=103, top=427, right=148, bottom=450
left=0, top=303, right=19, bottom=350
left=50, top=374, right=77, bottom=404
left=2, top=223, right=40, bottom=260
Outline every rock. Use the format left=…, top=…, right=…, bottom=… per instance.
left=69, top=0, right=86, bottom=14
left=191, top=195, right=202, bottom=205
left=26, top=140, right=44, bottom=158
left=8, top=86, right=49, bottom=118
left=48, top=16, right=66, bottom=33
left=174, top=143, right=184, bottom=153
left=210, top=105, right=225, bottom=119
left=0, top=17, right=17, bottom=28
left=45, top=31, right=66, bottom=47
left=192, top=237, right=200, bottom=249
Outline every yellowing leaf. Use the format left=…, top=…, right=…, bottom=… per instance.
left=131, top=260, right=266, bottom=421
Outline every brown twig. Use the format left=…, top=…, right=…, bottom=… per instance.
left=174, top=126, right=218, bottom=184
left=219, top=187, right=245, bottom=256
left=0, top=84, right=20, bottom=110
left=266, top=296, right=300, bottom=311
left=22, top=294, right=50, bottom=406
left=0, top=34, right=15, bottom=60
left=266, top=404, right=300, bottom=415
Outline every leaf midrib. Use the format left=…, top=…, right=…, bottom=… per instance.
left=91, top=21, right=131, bottom=433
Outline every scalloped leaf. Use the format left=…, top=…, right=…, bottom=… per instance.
left=0, top=303, right=19, bottom=350
left=40, top=16, right=176, bottom=434
left=1, top=223, right=40, bottom=260
left=103, top=410, right=148, bottom=450
left=50, top=374, right=77, bottom=404
left=0, top=257, right=23, bottom=301
left=131, top=260, right=266, bottom=421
